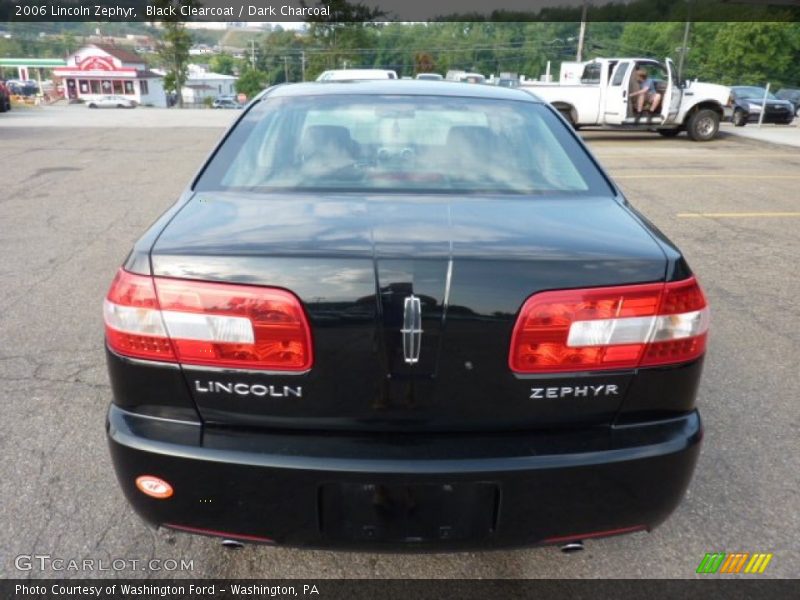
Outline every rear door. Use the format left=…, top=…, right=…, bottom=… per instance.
left=603, top=61, right=632, bottom=124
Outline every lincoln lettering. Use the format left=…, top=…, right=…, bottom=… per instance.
left=47, top=5, right=135, bottom=18
left=530, top=385, right=619, bottom=399
left=195, top=381, right=302, bottom=398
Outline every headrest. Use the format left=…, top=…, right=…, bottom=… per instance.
left=301, top=125, right=355, bottom=158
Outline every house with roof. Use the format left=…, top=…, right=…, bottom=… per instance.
left=53, top=44, right=166, bottom=107
left=181, top=64, right=238, bottom=106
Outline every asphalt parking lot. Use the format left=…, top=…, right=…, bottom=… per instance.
left=1, top=106, right=798, bottom=579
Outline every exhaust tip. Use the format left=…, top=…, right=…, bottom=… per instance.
left=560, top=541, right=585, bottom=554
left=221, top=539, right=245, bottom=550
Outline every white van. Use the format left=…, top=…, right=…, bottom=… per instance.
left=445, top=70, right=486, bottom=84
left=316, top=69, right=398, bottom=82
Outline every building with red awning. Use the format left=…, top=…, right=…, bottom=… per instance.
left=53, top=44, right=166, bottom=107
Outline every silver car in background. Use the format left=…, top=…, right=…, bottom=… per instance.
left=87, top=95, right=137, bottom=109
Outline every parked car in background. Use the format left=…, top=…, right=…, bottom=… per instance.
left=445, top=70, right=486, bottom=84
left=496, top=76, right=520, bottom=88
left=212, top=97, right=243, bottom=109
left=87, top=95, right=137, bottom=109
left=730, top=86, right=794, bottom=126
left=5, top=79, right=38, bottom=97
left=316, top=69, right=398, bottom=82
left=415, top=73, right=444, bottom=81
left=775, top=88, right=800, bottom=117
left=0, top=80, right=10, bottom=113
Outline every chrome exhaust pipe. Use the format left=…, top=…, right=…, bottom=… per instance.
left=560, top=541, right=585, bottom=554
left=221, top=539, right=245, bottom=549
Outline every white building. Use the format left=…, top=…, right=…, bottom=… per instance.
left=189, top=44, right=215, bottom=56
left=181, top=65, right=238, bottom=106
left=53, top=44, right=166, bottom=107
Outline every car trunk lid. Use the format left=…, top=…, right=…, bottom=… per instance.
left=151, top=191, right=667, bottom=432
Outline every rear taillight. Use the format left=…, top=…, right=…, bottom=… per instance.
left=104, top=269, right=313, bottom=371
left=509, top=277, right=708, bottom=373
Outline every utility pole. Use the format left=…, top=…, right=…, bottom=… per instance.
left=576, top=1, right=588, bottom=62
left=250, top=40, right=256, bottom=70
left=677, top=1, right=693, bottom=83
left=301, top=51, right=306, bottom=82
left=283, top=56, right=289, bottom=83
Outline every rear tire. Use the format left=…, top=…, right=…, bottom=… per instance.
left=88, top=104, right=97, bottom=109
left=557, top=107, right=578, bottom=130
left=687, top=109, right=720, bottom=142
left=733, top=109, right=747, bottom=127
left=658, top=129, right=681, bottom=138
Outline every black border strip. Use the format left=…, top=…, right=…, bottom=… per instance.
left=1, top=0, right=800, bottom=23
left=3, top=579, right=798, bottom=600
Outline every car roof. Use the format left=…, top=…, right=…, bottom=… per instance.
left=265, top=80, right=540, bottom=103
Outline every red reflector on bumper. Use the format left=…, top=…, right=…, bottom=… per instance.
left=543, top=524, right=647, bottom=544
left=163, top=523, right=274, bottom=544
left=135, top=475, right=174, bottom=499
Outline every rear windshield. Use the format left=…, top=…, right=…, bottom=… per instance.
left=196, top=94, right=612, bottom=195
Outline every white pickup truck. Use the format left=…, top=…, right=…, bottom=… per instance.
left=522, top=57, right=731, bottom=141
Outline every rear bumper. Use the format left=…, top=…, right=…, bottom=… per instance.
left=107, top=405, right=702, bottom=551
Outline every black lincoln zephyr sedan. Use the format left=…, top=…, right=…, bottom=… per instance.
left=105, top=81, right=708, bottom=551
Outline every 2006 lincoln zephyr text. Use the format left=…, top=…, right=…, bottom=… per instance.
left=104, top=81, right=708, bottom=551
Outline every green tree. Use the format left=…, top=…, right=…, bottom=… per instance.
left=61, top=33, right=78, bottom=57
left=209, top=53, right=236, bottom=76
left=236, top=69, right=269, bottom=100
left=157, top=24, right=192, bottom=107
left=257, top=29, right=308, bottom=84
left=615, top=22, right=683, bottom=60
left=152, top=1, right=195, bottom=108
left=302, top=0, right=386, bottom=79
left=702, top=22, right=800, bottom=86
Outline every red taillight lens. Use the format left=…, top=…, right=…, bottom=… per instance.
left=104, top=270, right=175, bottom=362
left=509, top=277, right=708, bottom=373
left=104, top=269, right=313, bottom=371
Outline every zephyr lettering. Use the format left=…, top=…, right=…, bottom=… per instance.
left=530, top=385, right=619, bottom=400
left=195, top=380, right=302, bottom=398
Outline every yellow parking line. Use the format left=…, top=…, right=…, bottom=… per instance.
left=616, top=174, right=800, bottom=179
left=677, top=212, right=800, bottom=218
left=598, top=153, right=800, bottom=159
